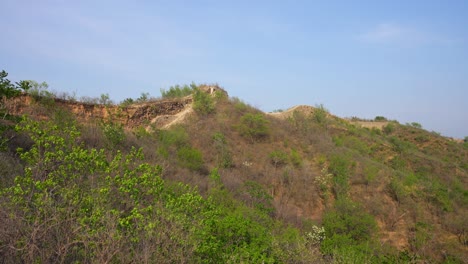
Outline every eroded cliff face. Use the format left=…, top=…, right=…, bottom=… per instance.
left=4, top=94, right=193, bottom=129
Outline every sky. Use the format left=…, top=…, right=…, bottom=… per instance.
left=1, top=0, right=467, bottom=138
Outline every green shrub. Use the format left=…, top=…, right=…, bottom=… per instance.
left=160, top=83, right=196, bottom=98
left=334, top=135, right=371, bottom=155
left=231, top=97, right=249, bottom=112
left=157, top=126, right=189, bottom=160
left=237, top=113, right=270, bottom=142
left=213, top=89, right=228, bottom=101
left=410, top=122, right=422, bottom=129
left=444, top=211, right=468, bottom=246
left=428, top=180, right=453, bottom=212
left=383, top=123, right=395, bottom=135
left=415, top=134, right=429, bottom=143
left=158, top=126, right=188, bottom=148
left=329, top=154, right=351, bottom=198
left=177, top=146, right=204, bottom=171
left=290, top=149, right=303, bottom=167
left=213, top=132, right=232, bottom=168
left=333, top=136, right=344, bottom=147
left=193, top=88, right=215, bottom=115
left=321, top=198, right=377, bottom=255
left=269, top=150, right=288, bottom=168
left=133, top=126, right=151, bottom=139
left=412, top=222, right=433, bottom=251
left=313, top=104, right=328, bottom=125
left=120, top=98, right=135, bottom=107
left=102, top=122, right=125, bottom=148
left=243, top=181, right=274, bottom=215
left=374, top=116, right=387, bottom=121
left=364, top=164, right=379, bottom=186
left=389, top=136, right=414, bottom=153
left=99, top=93, right=113, bottom=105
left=389, top=156, right=407, bottom=170
left=136, top=92, right=150, bottom=103
left=389, top=177, right=407, bottom=204
left=26, top=80, right=55, bottom=105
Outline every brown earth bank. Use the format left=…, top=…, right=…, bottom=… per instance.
left=4, top=94, right=192, bottom=129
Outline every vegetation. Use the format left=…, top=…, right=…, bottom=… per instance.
left=237, top=113, right=270, bottom=142
left=321, top=199, right=377, bottom=257
left=1, top=71, right=467, bottom=263
left=0, top=70, right=30, bottom=98
left=0, top=116, right=320, bottom=263
left=313, top=103, right=329, bottom=125
left=269, top=150, right=288, bottom=168
left=193, top=87, right=215, bottom=115
left=160, top=83, right=197, bottom=98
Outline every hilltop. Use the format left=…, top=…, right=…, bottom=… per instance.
left=1, top=76, right=467, bottom=263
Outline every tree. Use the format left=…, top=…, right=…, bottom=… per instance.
left=0, top=70, right=24, bottom=98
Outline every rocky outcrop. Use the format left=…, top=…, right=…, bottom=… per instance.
left=127, top=99, right=191, bottom=127
left=5, top=94, right=192, bottom=129
left=5, top=85, right=228, bottom=129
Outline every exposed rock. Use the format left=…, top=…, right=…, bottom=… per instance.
left=5, top=94, right=193, bottom=129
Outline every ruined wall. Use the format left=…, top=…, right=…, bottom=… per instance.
left=5, top=94, right=192, bottom=128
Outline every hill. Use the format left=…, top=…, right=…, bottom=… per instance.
left=1, top=74, right=467, bottom=263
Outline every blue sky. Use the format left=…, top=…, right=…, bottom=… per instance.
left=1, top=0, right=467, bottom=138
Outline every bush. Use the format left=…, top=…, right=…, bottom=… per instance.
left=389, top=177, right=407, bottom=204
left=160, top=83, right=196, bottom=98
left=374, top=116, right=387, bottom=121
left=25, top=80, right=55, bottom=105
left=321, top=198, right=377, bottom=255
left=383, top=123, right=395, bottom=135
left=99, top=93, right=113, bottom=105
left=102, top=122, right=125, bottom=148
left=120, top=97, right=134, bottom=107
left=389, top=136, right=414, bottom=154
left=313, top=104, right=328, bottom=125
left=237, top=113, right=270, bottom=142
left=329, top=154, right=351, bottom=198
left=269, top=150, right=288, bottom=168
left=290, top=149, right=303, bottom=167
left=243, top=181, right=274, bottom=215
left=193, top=88, right=215, bottom=115
left=444, top=211, right=468, bottom=246
left=136, top=92, right=150, bottom=103
left=158, top=126, right=188, bottom=148
left=409, top=122, right=422, bottom=129
left=231, top=97, right=250, bottom=112
left=212, top=132, right=232, bottom=168
left=177, top=146, right=204, bottom=171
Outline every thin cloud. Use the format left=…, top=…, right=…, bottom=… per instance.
left=358, top=22, right=454, bottom=46
left=2, top=1, right=206, bottom=78
left=359, top=23, right=419, bottom=43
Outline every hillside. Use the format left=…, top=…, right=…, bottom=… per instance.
left=1, top=76, right=467, bottom=263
